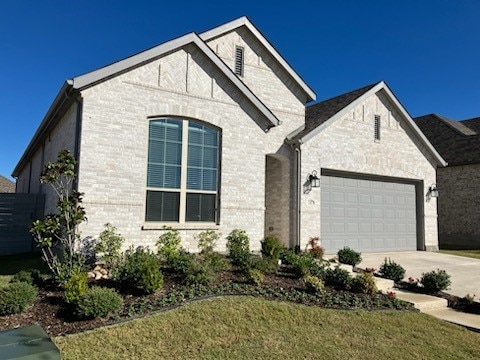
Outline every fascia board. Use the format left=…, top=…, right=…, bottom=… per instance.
left=299, top=81, right=447, bottom=167
left=192, top=34, right=279, bottom=127
left=381, top=85, right=448, bottom=167
left=71, top=31, right=278, bottom=127
left=286, top=124, right=305, bottom=142
left=200, top=16, right=316, bottom=102
left=72, top=33, right=198, bottom=89
left=300, top=82, right=384, bottom=144
left=12, top=81, right=75, bottom=177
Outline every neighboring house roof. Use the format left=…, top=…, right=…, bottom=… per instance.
left=0, top=175, right=15, bottom=193
left=287, top=81, right=447, bottom=167
left=14, top=17, right=317, bottom=177
left=414, top=114, right=480, bottom=165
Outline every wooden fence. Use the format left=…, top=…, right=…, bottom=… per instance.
left=0, top=193, right=45, bottom=256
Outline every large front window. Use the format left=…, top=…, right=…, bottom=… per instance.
left=146, top=118, right=220, bottom=223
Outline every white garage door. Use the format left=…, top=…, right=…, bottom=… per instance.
left=321, top=174, right=417, bottom=253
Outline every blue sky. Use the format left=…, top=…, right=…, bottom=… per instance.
left=1, top=0, right=479, bottom=179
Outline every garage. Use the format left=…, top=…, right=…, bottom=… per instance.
left=320, top=172, right=418, bottom=253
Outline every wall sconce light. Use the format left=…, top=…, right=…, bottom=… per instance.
left=429, top=184, right=439, bottom=198
left=308, top=170, right=320, bottom=188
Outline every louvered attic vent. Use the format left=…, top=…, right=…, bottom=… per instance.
left=234, top=46, right=244, bottom=76
left=374, top=115, right=381, bottom=140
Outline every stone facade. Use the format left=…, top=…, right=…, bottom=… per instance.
left=300, top=90, right=439, bottom=251
left=437, top=164, right=480, bottom=248
left=0, top=176, right=15, bottom=193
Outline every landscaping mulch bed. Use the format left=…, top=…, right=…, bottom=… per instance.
left=0, top=266, right=415, bottom=337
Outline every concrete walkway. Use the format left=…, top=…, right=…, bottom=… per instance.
left=357, top=251, right=480, bottom=331
left=359, top=251, right=480, bottom=298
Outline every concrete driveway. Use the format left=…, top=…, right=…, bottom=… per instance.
left=359, top=251, right=480, bottom=298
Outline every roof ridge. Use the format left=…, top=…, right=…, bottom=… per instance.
left=307, top=82, right=380, bottom=110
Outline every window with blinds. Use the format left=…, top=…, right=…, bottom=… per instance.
left=234, top=46, right=244, bottom=77
left=146, top=118, right=220, bottom=223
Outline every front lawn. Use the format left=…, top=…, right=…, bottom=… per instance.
left=439, top=249, right=480, bottom=260
left=54, top=296, right=480, bottom=360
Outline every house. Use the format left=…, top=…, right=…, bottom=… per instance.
left=414, top=114, right=480, bottom=249
left=12, top=17, right=446, bottom=253
left=0, top=176, right=15, bottom=193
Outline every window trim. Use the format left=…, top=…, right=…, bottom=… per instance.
left=144, top=117, right=221, bottom=225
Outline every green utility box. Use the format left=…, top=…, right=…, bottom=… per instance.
left=0, top=325, right=60, bottom=359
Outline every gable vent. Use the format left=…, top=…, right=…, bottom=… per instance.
left=374, top=115, right=381, bottom=140
left=234, top=46, right=244, bottom=77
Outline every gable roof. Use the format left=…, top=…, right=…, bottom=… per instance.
left=15, top=17, right=308, bottom=177
left=0, top=175, right=15, bottom=193
left=288, top=82, right=377, bottom=141
left=200, top=16, right=316, bottom=102
left=414, top=114, right=480, bottom=165
left=287, top=81, right=447, bottom=167
left=71, top=31, right=280, bottom=127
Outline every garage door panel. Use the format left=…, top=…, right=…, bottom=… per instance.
left=321, top=174, right=417, bottom=253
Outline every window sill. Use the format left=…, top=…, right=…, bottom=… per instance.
left=142, top=223, right=220, bottom=231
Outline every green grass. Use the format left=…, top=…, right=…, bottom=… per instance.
left=439, top=249, right=480, bottom=260
left=0, top=252, right=49, bottom=288
left=54, top=296, right=480, bottom=360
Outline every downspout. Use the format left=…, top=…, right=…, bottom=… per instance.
left=72, top=97, right=83, bottom=192
left=294, top=144, right=301, bottom=253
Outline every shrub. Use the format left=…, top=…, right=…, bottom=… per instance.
left=304, top=275, right=324, bottom=294
left=307, top=237, right=324, bottom=259
left=261, top=235, right=282, bottom=260
left=279, top=248, right=297, bottom=265
left=351, top=272, right=377, bottom=294
left=0, top=282, right=38, bottom=315
left=196, top=230, right=220, bottom=253
left=10, top=269, right=42, bottom=286
left=420, top=269, right=451, bottom=293
left=64, top=271, right=89, bottom=304
left=252, top=257, right=278, bottom=275
left=94, top=223, right=125, bottom=268
left=246, top=269, right=265, bottom=285
left=184, top=259, right=215, bottom=285
left=76, top=286, right=123, bottom=319
left=324, top=267, right=352, bottom=289
left=169, top=251, right=195, bottom=274
left=226, top=229, right=251, bottom=268
left=156, top=226, right=182, bottom=265
left=201, top=251, right=230, bottom=272
left=379, top=258, right=406, bottom=283
left=289, top=253, right=325, bottom=278
left=337, top=247, right=362, bottom=266
left=117, top=246, right=163, bottom=294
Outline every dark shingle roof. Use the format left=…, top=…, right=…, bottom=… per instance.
left=414, top=114, right=480, bottom=165
left=0, top=175, right=15, bottom=193
left=291, top=82, right=379, bottom=141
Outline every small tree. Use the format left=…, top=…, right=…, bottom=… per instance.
left=30, top=150, right=87, bottom=283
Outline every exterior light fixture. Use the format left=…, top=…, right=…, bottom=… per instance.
left=308, top=170, right=320, bottom=188
left=429, top=184, right=439, bottom=198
